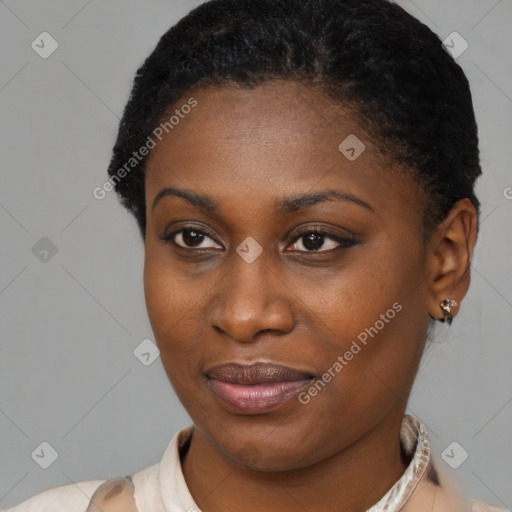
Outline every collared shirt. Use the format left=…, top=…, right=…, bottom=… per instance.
left=4, top=415, right=508, bottom=512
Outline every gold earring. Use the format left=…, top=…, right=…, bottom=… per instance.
left=439, top=298, right=458, bottom=325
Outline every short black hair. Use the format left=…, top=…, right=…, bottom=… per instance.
left=107, top=0, right=481, bottom=240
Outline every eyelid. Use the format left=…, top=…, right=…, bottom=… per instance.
left=161, top=224, right=356, bottom=253
left=287, top=228, right=356, bottom=252
left=288, top=226, right=354, bottom=243
left=161, top=225, right=223, bottom=249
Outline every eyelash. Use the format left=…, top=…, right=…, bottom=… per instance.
left=159, top=225, right=356, bottom=253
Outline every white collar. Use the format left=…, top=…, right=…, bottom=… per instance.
left=367, top=415, right=432, bottom=511
left=158, top=415, right=431, bottom=512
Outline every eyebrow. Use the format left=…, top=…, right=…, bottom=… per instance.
left=151, top=187, right=373, bottom=214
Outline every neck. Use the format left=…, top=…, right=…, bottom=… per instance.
left=181, top=408, right=410, bottom=512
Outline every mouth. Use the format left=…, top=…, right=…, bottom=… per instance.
left=205, top=362, right=315, bottom=414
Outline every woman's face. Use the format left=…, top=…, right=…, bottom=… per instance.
left=144, top=81, right=431, bottom=470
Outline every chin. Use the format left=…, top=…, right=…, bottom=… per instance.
left=226, top=444, right=308, bottom=472
left=208, top=423, right=324, bottom=473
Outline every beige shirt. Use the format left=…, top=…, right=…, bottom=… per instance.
left=4, top=416, right=508, bottom=512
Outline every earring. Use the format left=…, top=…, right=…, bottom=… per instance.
left=439, top=298, right=458, bottom=325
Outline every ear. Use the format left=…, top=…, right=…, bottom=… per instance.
left=426, top=198, right=478, bottom=322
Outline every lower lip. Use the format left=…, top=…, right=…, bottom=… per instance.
left=207, top=378, right=312, bottom=414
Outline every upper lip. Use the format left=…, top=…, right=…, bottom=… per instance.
left=205, top=362, right=314, bottom=385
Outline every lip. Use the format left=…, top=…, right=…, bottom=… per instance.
left=205, top=362, right=314, bottom=414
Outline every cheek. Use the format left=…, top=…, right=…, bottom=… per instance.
left=302, top=243, right=428, bottom=399
left=143, top=263, right=172, bottom=338
left=143, top=247, right=191, bottom=352
left=143, top=248, right=211, bottom=379
left=301, top=250, right=411, bottom=335
left=144, top=239, right=194, bottom=328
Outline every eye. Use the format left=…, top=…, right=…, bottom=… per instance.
left=287, top=229, right=356, bottom=253
left=161, top=227, right=222, bottom=250
left=160, top=226, right=356, bottom=253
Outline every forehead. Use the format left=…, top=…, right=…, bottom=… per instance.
left=144, top=81, right=421, bottom=222
left=147, top=81, right=366, bottom=175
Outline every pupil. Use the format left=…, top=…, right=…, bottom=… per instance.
left=183, top=230, right=203, bottom=247
left=304, top=232, right=323, bottom=251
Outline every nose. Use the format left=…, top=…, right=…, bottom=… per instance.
left=208, top=252, right=295, bottom=343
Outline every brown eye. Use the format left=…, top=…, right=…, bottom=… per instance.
left=288, top=230, right=356, bottom=253
left=161, top=227, right=222, bottom=250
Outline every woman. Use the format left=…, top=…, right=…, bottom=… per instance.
left=6, top=0, right=508, bottom=510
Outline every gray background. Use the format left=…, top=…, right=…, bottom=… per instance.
left=1, top=0, right=511, bottom=509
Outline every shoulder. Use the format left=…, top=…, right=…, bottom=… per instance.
left=85, top=476, right=138, bottom=512
left=402, top=465, right=509, bottom=512
left=471, top=501, right=510, bottom=512
left=4, top=478, right=108, bottom=512
left=4, top=428, right=191, bottom=512
left=5, top=475, right=139, bottom=512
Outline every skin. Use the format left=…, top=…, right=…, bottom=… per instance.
left=143, top=80, right=477, bottom=512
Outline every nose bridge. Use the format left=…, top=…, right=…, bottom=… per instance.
left=230, top=248, right=272, bottom=307
left=209, top=245, right=294, bottom=342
